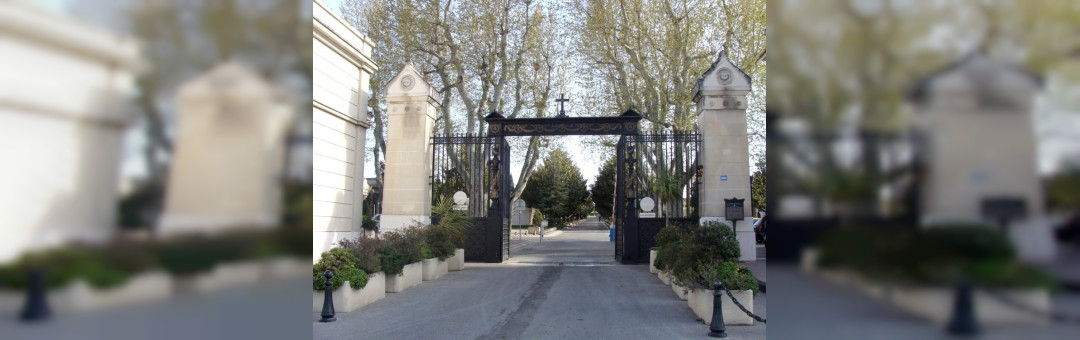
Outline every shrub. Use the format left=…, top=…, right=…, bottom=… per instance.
left=377, top=246, right=410, bottom=276
left=431, top=195, right=473, bottom=243
left=815, top=224, right=1054, bottom=289
left=1, top=247, right=129, bottom=290
left=424, top=226, right=457, bottom=260
left=312, top=248, right=368, bottom=291
left=383, top=224, right=428, bottom=263
left=697, top=261, right=760, bottom=295
left=338, top=236, right=383, bottom=274
left=362, top=215, right=379, bottom=233
left=660, top=221, right=741, bottom=288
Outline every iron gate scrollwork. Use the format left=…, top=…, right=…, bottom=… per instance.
left=431, top=134, right=508, bottom=262
left=616, top=132, right=702, bottom=264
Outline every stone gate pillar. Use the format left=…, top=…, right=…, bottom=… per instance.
left=381, top=63, right=440, bottom=232
left=692, top=52, right=756, bottom=261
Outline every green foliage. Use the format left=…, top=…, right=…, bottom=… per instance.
left=816, top=224, right=1056, bottom=289
left=0, top=247, right=129, bottom=290
left=751, top=159, right=766, bottom=213
left=590, top=156, right=616, bottom=219
left=654, top=221, right=742, bottom=289
left=1046, top=164, right=1080, bottom=210
left=521, top=148, right=592, bottom=225
left=362, top=215, right=379, bottom=233
left=377, top=246, right=410, bottom=276
left=312, top=248, right=368, bottom=291
left=698, top=261, right=760, bottom=295
left=532, top=210, right=545, bottom=227
left=338, top=236, right=383, bottom=274
left=431, top=194, right=473, bottom=243
left=382, top=224, right=427, bottom=264
left=424, top=226, right=457, bottom=261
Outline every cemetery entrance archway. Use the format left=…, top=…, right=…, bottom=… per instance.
left=430, top=109, right=701, bottom=264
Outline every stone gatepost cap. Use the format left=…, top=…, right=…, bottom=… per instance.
left=693, top=51, right=752, bottom=103
left=384, top=62, right=441, bottom=105
left=905, top=52, right=1043, bottom=108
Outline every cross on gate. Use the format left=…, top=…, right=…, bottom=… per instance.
left=555, top=93, right=569, bottom=117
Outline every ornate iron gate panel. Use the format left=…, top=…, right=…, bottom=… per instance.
left=617, top=132, right=702, bottom=264
left=431, top=134, right=507, bottom=262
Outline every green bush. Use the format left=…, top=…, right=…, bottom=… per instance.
left=382, top=224, right=428, bottom=263
left=424, top=226, right=457, bottom=260
left=312, top=248, right=368, bottom=291
left=377, top=246, right=410, bottom=276
left=697, top=261, right=760, bottom=295
left=338, top=236, right=383, bottom=274
left=655, top=221, right=742, bottom=289
left=815, top=224, right=1054, bottom=289
left=1, top=247, right=130, bottom=290
left=361, top=215, right=379, bottom=233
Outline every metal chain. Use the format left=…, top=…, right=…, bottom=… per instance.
left=719, top=283, right=767, bottom=323
left=980, top=287, right=1080, bottom=324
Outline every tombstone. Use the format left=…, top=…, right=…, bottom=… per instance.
left=0, top=1, right=143, bottom=263
left=311, top=0, right=379, bottom=262
left=380, top=64, right=441, bottom=232
left=157, top=62, right=292, bottom=236
left=692, top=52, right=757, bottom=261
left=907, top=52, right=1055, bottom=261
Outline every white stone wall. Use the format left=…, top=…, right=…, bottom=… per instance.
left=312, top=0, right=377, bottom=262
left=0, top=1, right=142, bottom=263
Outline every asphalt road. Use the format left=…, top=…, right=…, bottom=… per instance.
left=313, top=217, right=767, bottom=339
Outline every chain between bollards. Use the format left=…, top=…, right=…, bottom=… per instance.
left=318, top=270, right=336, bottom=323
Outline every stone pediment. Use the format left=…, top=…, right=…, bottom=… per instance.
left=693, top=51, right=752, bottom=102
left=907, top=53, right=1042, bottom=111
left=384, top=62, right=440, bottom=105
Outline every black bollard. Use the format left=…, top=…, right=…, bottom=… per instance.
left=318, top=270, right=336, bottom=323
left=708, top=280, right=727, bottom=338
left=20, top=269, right=51, bottom=322
left=946, top=280, right=978, bottom=335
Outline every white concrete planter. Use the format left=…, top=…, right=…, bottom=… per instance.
left=448, top=249, right=465, bottom=271
left=311, top=272, right=385, bottom=313
left=438, top=259, right=449, bottom=277
left=385, top=261, right=422, bottom=293
left=262, top=257, right=310, bottom=280
left=659, top=271, right=672, bottom=286
left=672, top=283, right=689, bottom=300
left=800, top=247, right=820, bottom=273
left=649, top=250, right=658, bottom=274
left=687, top=288, right=755, bottom=325
left=183, top=260, right=263, bottom=295
left=0, top=271, right=173, bottom=317
left=422, top=258, right=442, bottom=281
left=887, top=286, right=1049, bottom=325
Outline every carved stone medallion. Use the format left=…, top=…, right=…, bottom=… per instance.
left=718, top=68, right=733, bottom=85
left=401, top=75, right=415, bottom=90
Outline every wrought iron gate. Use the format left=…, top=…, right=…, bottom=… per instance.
left=431, top=134, right=510, bottom=262
left=615, top=132, right=702, bottom=264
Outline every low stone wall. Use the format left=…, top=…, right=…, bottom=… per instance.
left=448, top=249, right=465, bottom=271
left=312, top=273, right=386, bottom=313
left=385, top=262, right=423, bottom=293
left=687, top=288, right=755, bottom=325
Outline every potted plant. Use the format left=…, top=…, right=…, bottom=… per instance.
left=381, top=225, right=426, bottom=292
left=311, top=248, right=374, bottom=313
left=685, top=261, right=760, bottom=325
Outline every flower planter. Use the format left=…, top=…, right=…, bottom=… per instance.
left=887, top=286, right=1049, bottom=325
left=422, top=258, right=442, bottom=281
left=649, top=250, right=658, bottom=274
left=262, top=256, right=310, bottom=280
left=811, top=267, right=1051, bottom=325
left=672, top=282, right=689, bottom=300
left=438, top=258, right=449, bottom=277
left=658, top=271, right=672, bottom=286
left=385, top=261, right=422, bottom=293
left=311, top=272, right=385, bottom=313
left=0, top=271, right=173, bottom=317
left=181, top=260, right=263, bottom=295
left=448, top=249, right=465, bottom=271
left=687, top=288, right=755, bottom=325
